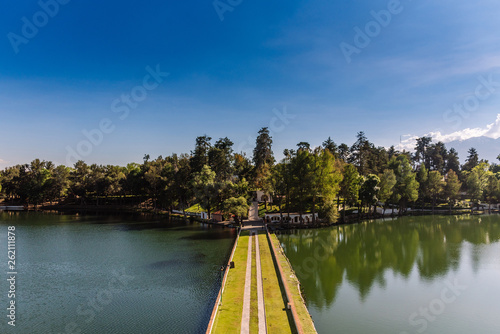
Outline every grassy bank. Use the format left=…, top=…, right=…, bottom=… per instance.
left=268, top=233, right=317, bottom=334
left=259, top=233, right=294, bottom=333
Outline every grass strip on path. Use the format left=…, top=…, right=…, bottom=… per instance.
left=249, top=233, right=258, bottom=333
left=212, top=234, right=250, bottom=333
left=259, top=233, right=294, bottom=333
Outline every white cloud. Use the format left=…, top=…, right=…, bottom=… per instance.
left=398, top=113, right=500, bottom=151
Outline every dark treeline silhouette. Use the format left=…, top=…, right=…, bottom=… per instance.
left=1, top=130, right=499, bottom=222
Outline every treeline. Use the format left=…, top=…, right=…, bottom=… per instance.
left=1, top=129, right=499, bottom=223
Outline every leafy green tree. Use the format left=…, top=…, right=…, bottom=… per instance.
left=484, top=175, right=499, bottom=212
left=428, top=142, right=447, bottom=173
left=462, top=147, right=479, bottom=171
left=69, top=161, right=91, bottom=204
left=349, top=131, right=372, bottom=175
left=13, top=160, right=54, bottom=207
left=255, top=163, right=273, bottom=209
left=338, top=143, right=350, bottom=162
left=368, top=146, right=389, bottom=175
left=391, top=155, right=419, bottom=214
left=233, top=153, right=253, bottom=181
left=0, top=166, right=21, bottom=201
left=144, top=157, right=173, bottom=211
left=209, top=137, right=234, bottom=181
left=122, top=163, right=145, bottom=198
left=416, top=164, right=429, bottom=209
left=45, top=165, right=70, bottom=204
left=223, top=196, right=249, bottom=224
left=169, top=154, right=193, bottom=220
left=387, top=145, right=398, bottom=159
left=322, top=137, right=338, bottom=157
left=192, top=165, right=217, bottom=219
left=378, top=169, right=396, bottom=215
left=253, top=127, right=275, bottom=169
left=88, top=164, right=106, bottom=205
left=359, top=174, right=380, bottom=215
left=309, top=148, right=342, bottom=223
left=211, top=179, right=234, bottom=214
left=490, top=163, right=500, bottom=175
left=466, top=172, right=482, bottom=211
left=465, top=162, right=491, bottom=211
left=443, top=170, right=461, bottom=213
left=271, top=163, right=288, bottom=222
left=104, top=165, right=126, bottom=199
left=253, top=127, right=275, bottom=197
left=230, top=177, right=249, bottom=198
left=446, top=148, right=461, bottom=173
left=297, top=142, right=311, bottom=152
left=289, top=148, right=313, bottom=223
left=469, top=162, right=491, bottom=189
left=427, top=171, right=444, bottom=213
left=339, top=164, right=361, bottom=221
left=414, top=136, right=432, bottom=169
left=190, top=135, right=212, bottom=174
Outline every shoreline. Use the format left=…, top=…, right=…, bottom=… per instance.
left=2, top=203, right=499, bottom=227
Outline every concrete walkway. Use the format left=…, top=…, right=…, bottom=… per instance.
left=240, top=232, right=253, bottom=334
left=240, top=202, right=267, bottom=333
left=255, top=233, right=267, bottom=333
left=240, top=230, right=267, bottom=334
left=248, top=201, right=259, bottom=221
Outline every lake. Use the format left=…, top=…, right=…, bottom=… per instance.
left=278, top=215, right=500, bottom=334
left=0, top=212, right=235, bottom=334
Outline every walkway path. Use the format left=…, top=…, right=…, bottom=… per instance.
left=240, top=232, right=253, bottom=334
left=210, top=201, right=311, bottom=333
left=240, top=231, right=267, bottom=334
left=209, top=226, right=317, bottom=333
left=248, top=201, right=259, bottom=221
left=255, top=233, right=266, bottom=333
left=242, top=202, right=264, bottom=231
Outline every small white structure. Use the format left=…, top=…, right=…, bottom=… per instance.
left=255, top=190, right=272, bottom=203
left=264, top=212, right=319, bottom=224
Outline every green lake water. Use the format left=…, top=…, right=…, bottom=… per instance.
left=278, top=215, right=500, bottom=334
left=0, top=212, right=235, bottom=334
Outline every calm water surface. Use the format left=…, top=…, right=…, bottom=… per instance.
left=0, top=212, right=235, bottom=334
left=278, top=215, right=500, bottom=334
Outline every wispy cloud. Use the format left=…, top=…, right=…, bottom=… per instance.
left=398, top=113, right=500, bottom=151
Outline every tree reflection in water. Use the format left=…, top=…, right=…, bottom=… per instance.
left=278, top=215, right=500, bottom=310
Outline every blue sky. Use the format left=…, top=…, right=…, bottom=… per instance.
left=1, top=0, right=500, bottom=167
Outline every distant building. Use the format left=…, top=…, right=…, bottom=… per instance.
left=212, top=211, right=224, bottom=222
left=264, top=212, right=318, bottom=224
left=254, top=190, right=272, bottom=203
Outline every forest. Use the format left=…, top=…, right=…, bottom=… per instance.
left=1, top=128, right=499, bottom=223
